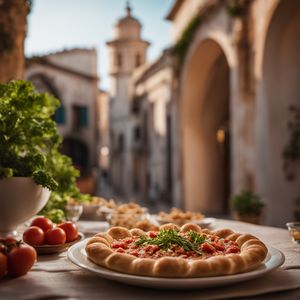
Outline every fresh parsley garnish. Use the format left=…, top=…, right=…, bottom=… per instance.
left=136, top=229, right=205, bottom=255
left=187, top=231, right=206, bottom=245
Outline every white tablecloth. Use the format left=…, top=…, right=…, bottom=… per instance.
left=0, top=219, right=299, bottom=300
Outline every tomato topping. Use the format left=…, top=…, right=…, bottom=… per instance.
left=201, top=243, right=216, bottom=254
left=130, top=250, right=139, bottom=257
left=112, top=242, right=127, bottom=249
left=226, top=246, right=240, bottom=254
left=116, top=248, right=125, bottom=253
left=124, top=238, right=134, bottom=244
left=152, top=245, right=159, bottom=252
left=148, top=231, right=157, bottom=238
left=145, top=245, right=152, bottom=252
left=130, top=244, right=138, bottom=249
left=212, top=242, right=225, bottom=251
left=176, top=247, right=185, bottom=255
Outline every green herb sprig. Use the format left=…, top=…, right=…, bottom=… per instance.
left=136, top=229, right=205, bottom=255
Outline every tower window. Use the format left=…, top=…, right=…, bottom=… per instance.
left=117, top=53, right=122, bottom=67
left=135, top=54, right=141, bottom=67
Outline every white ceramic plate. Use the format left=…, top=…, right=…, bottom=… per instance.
left=154, top=216, right=216, bottom=228
left=68, top=240, right=285, bottom=289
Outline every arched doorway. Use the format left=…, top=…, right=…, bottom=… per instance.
left=261, top=0, right=300, bottom=224
left=181, top=39, right=230, bottom=214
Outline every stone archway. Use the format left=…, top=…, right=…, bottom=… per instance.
left=181, top=39, right=230, bottom=214
left=260, top=0, right=300, bottom=224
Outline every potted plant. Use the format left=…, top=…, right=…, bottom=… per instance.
left=231, top=190, right=265, bottom=224
left=0, top=80, right=82, bottom=235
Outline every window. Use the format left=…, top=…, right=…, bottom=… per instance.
left=133, top=126, right=141, bottom=141
left=117, top=53, right=122, bottom=67
left=135, top=54, right=141, bottom=67
left=72, top=105, right=88, bottom=128
left=118, top=134, right=124, bottom=152
left=54, top=105, right=65, bottom=124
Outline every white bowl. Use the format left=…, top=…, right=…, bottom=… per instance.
left=0, top=177, right=51, bottom=237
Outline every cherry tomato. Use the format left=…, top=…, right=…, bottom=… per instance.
left=31, top=216, right=53, bottom=233
left=57, top=222, right=78, bottom=242
left=45, top=228, right=66, bottom=245
left=7, top=244, right=36, bottom=277
left=23, top=226, right=45, bottom=246
left=1, top=237, right=17, bottom=245
left=0, top=252, right=8, bottom=279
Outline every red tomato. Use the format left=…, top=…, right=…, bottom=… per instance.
left=23, top=226, right=45, bottom=246
left=45, top=228, right=66, bottom=245
left=7, top=244, right=36, bottom=277
left=0, top=252, right=8, bottom=279
left=31, top=216, right=53, bottom=233
left=1, top=237, right=17, bottom=245
left=57, top=222, right=78, bottom=242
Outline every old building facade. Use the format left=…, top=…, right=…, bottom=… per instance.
left=25, top=48, right=99, bottom=193
left=169, top=0, right=300, bottom=226
left=107, top=0, right=299, bottom=226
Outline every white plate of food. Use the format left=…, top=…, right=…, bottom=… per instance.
left=68, top=240, right=284, bottom=289
left=154, top=208, right=215, bottom=228
left=154, top=216, right=216, bottom=228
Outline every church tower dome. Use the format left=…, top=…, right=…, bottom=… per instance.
left=107, top=1, right=150, bottom=76
left=115, top=2, right=141, bottom=40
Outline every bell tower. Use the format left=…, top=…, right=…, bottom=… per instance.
left=107, top=2, right=150, bottom=197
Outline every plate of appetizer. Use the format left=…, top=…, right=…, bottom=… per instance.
left=154, top=208, right=215, bottom=228
left=23, top=216, right=84, bottom=254
left=68, top=223, right=284, bottom=289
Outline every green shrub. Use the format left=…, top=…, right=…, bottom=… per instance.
left=232, top=190, right=265, bottom=216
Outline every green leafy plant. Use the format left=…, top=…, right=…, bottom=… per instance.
left=173, top=15, right=201, bottom=73
left=0, top=80, right=85, bottom=221
left=227, top=0, right=244, bottom=18
left=232, top=190, right=265, bottom=216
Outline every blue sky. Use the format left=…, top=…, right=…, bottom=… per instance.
left=25, top=0, right=174, bottom=89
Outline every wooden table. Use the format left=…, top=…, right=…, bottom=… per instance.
left=0, top=219, right=299, bottom=300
